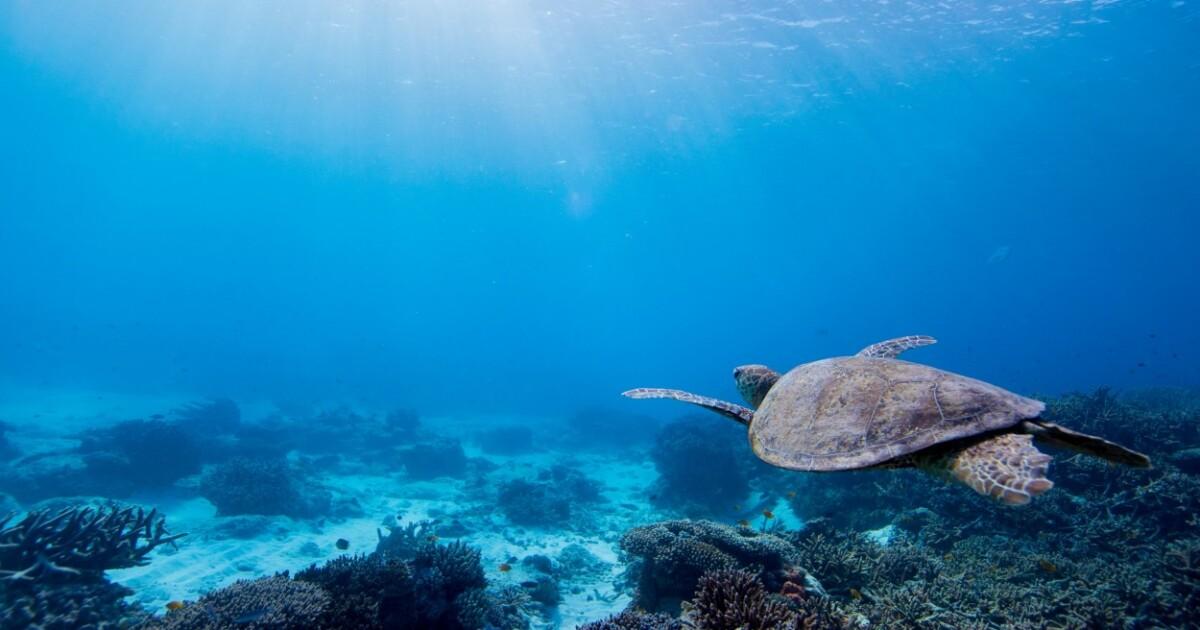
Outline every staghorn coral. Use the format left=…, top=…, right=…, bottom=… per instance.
left=375, top=517, right=441, bottom=560
left=0, top=505, right=183, bottom=581
left=686, top=569, right=794, bottom=630
left=142, top=574, right=330, bottom=630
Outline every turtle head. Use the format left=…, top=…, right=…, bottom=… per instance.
left=733, top=365, right=780, bottom=408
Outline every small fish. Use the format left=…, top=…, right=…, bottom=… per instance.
left=734, top=504, right=742, bottom=511
left=762, top=510, right=775, bottom=520
left=151, top=414, right=165, bottom=420
left=499, top=563, right=512, bottom=573
left=335, top=538, right=350, bottom=550
left=786, top=491, right=797, bottom=499
left=1038, top=559, right=1058, bottom=574
left=426, top=535, right=439, bottom=543
left=165, top=601, right=185, bottom=611
left=737, top=519, right=750, bottom=528
left=849, top=588, right=863, bottom=600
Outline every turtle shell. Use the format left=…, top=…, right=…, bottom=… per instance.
left=748, top=357, right=1045, bottom=471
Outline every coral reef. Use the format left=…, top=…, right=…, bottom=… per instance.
left=557, top=543, right=609, bottom=579
left=498, top=479, right=571, bottom=527
left=0, top=504, right=180, bottom=629
left=619, top=520, right=809, bottom=614
left=1, top=579, right=147, bottom=630
left=399, top=439, right=468, bottom=480
left=142, top=574, right=330, bottom=629
left=199, top=457, right=331, bottom=518
left=686, top=568, right=794, bottom=630
left=294, top=553, right=418, bottom=629
left=578, top=609, right=686, bottom=630
left=649, top=417, right=749, bottom=516
left=0, top=505, right=184, bottom=580
left=286, top=406, right=421, bottom=457
left=0, top=418, right=206, bottom=502
left=497, top=464, right=603, bottom=528
left=77, top=419, right=204, bottom=491
left=376, top=518, right=441, bottom=559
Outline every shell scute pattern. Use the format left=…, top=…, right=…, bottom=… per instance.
left=750, top=356, right=1045, bottom=472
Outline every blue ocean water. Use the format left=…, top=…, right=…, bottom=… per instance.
left=1, top=2, right=1198, bottom=629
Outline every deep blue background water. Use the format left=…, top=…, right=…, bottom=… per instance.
left=1, top=2, right=1197, bottom=417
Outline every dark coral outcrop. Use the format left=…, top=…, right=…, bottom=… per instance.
left=199, top=457, right=331, bottom=518
left=619, top=520, right=807, bottom=614
left=649, top=418, right=750, bottom=516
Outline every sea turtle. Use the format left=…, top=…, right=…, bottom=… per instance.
left=623, top=335, right=1150, bottom=505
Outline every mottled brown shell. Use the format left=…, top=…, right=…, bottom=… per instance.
left=748, top=357, right=1045, bottom=471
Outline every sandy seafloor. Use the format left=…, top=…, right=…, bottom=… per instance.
left=0, top=387, right=804, bottom=628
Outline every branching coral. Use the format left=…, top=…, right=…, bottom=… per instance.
left=578, top=609, right=686, bottom=630
left=0, top=578, right=147, bottom=629
left=620, top=520, right=806, bottom=613
left=687, top=569, right=794, bottom=630
left=294, top=553, right=416, bottom=629
left=144, top=575, right=330, bottom=630
left=375, top=518, right=441, bottom=560
left=0, top=505, right=183, bottom=581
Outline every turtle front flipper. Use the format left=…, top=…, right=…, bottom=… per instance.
left=937, top=434, right=1054, bottom=505
left=1021, top=420, right=1151, bottom=468
left=622, top=388, right=753, bottom=426
left=856, top=335, right=937, bottom=359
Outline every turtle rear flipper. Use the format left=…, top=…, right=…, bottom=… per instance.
left=622, top=388, right=753, bottom=426
left=1022, top=420, right=1151, bottom=468
left=944, top=434, right=1054, bottom=505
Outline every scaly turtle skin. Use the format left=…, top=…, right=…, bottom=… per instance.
left=623, top=335, right=1150, bottom=505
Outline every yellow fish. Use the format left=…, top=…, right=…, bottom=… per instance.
left=165, top=601, right=185, bottom=611
left=762, top=510, right=775, bottom=520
